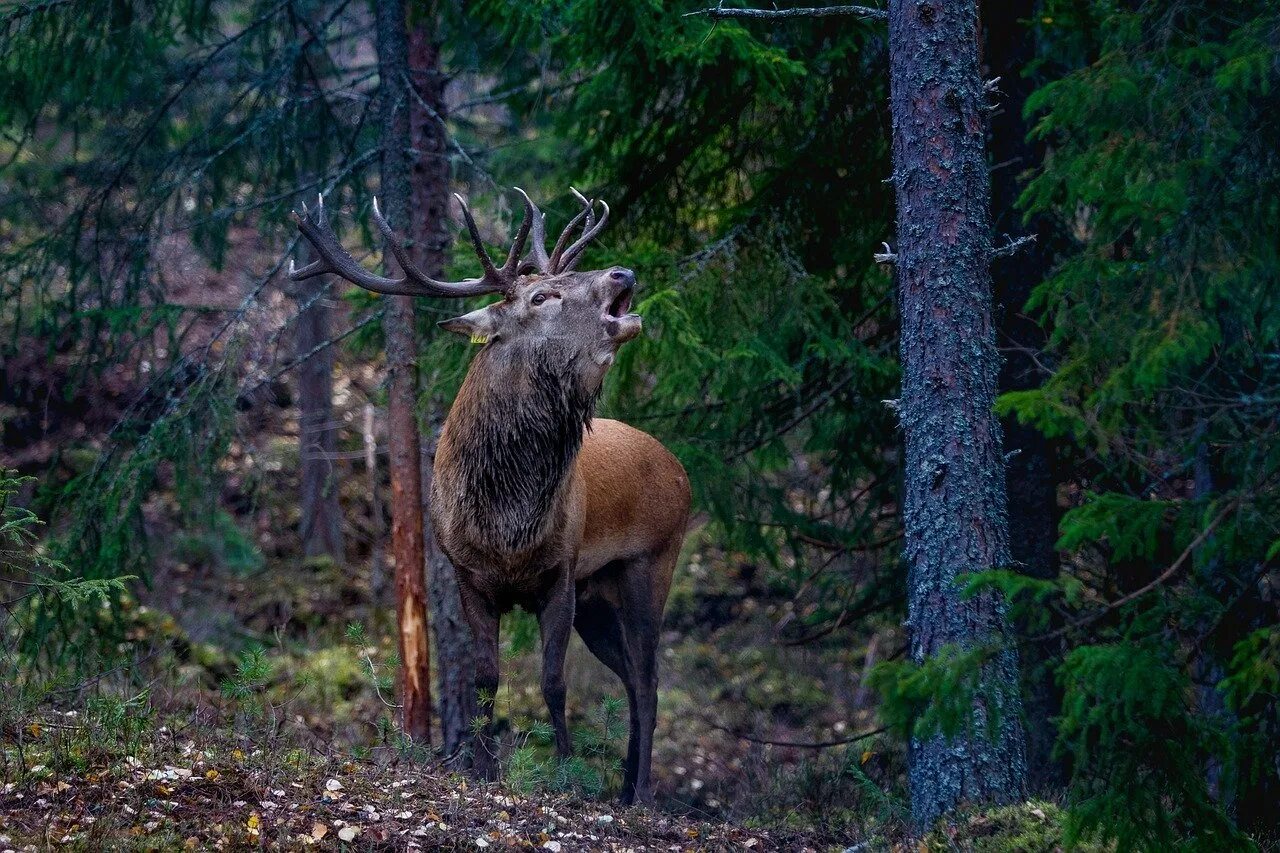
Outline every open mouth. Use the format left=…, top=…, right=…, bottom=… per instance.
left=607, top=286, right=634, bottom=318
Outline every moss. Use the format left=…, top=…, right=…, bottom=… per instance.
left=292, top=645, right=369, bottom=718
left=922, top=801, right=1111, bottom=853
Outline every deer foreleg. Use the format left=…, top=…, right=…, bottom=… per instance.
left=458, top=582, right=501, bottom=781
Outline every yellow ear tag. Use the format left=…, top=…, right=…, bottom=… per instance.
left=469, top=333, right=488, bottom=345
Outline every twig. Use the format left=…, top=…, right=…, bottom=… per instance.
left=872, top=241, right=895, bottom=264
left=685, top=2, right=887, bottom=21
left=704, top=717, right=888, bottom=749
left=991, top=233, right=1036, bottom=259
left=1029, top=499, right=1239, bottom=644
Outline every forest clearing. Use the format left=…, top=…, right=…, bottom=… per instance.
left=2, top=0, right=1277, bottom=850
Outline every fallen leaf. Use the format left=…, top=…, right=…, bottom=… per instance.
left=337, top=826, right=359, bottom=842
left=205, top=770, right=220, bottom=781
left=543, top=841, right=562, bottom=852
left=325, top=779, right=344, bottom=792
left=311, top=823, right=329, bottom=840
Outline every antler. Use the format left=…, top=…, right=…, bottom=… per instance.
left=516, top=186, right=611, bottom=276
left=288, top=194, right=517, bottom=298
left=289, top=187, right=610, bottom=293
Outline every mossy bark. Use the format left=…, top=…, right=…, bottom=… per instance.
left=888, top=0, right=1027, bottom=826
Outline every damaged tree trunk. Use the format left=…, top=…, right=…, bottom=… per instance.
left=408, top=12, right=477, bottom=763
left=375, top=0, right=432, bottom=746
left=888, top=0, right=1027, bottom=826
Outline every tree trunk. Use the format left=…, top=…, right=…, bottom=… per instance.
left=981, top=0, right=1063, bottom=791
left=888, top=0, right=1027, bottom=827
left=375, top=0, right=431, bottom=747
left=293, top=275, right=345, bottom=566
left=407, top=15, right=477, bottom=763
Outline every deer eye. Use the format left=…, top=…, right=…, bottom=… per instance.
left=531, top=293, right=547, bottom=306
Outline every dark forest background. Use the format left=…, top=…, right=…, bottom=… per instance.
left=1, top=0, right=1277, bottom=850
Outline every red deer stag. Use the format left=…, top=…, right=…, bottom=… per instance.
left=288, top=188, right=690, bottom=804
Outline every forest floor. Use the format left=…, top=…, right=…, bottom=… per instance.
left=0, top=733, right=833, bottom=850
left=0, top=708, right=1077, bottom=851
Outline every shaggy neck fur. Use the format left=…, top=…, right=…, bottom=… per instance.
left=446, top=338, right=600, bottom=554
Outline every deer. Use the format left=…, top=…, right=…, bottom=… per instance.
left=288, top=187, right=690, bottom=804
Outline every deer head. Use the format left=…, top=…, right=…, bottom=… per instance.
left=288, top=188, right=641, bottom=391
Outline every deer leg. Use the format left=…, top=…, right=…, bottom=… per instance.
left=574, top=572, right=639, bottom=796
left=537, top=572, right=576, bottom=759
left=458, top=582, right=501, bottom=781
left=617, top=548, right=677, bottom=806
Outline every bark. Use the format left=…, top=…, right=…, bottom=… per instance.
left=981, top=0, right=1063, bottom=791
left=407, top=15, right=477, bottom=763
left=376, top=0, right=431, bottom=746
left=421, top=438, right=476, bottom=763
left=888, top=0, right=1028, bottom=827
left=292, top=266, right=345, bottom=566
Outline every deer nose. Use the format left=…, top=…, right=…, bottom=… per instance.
left=609, top=268, right=636, bottom=286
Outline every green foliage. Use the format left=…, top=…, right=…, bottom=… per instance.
left=221, top=645, right=272, bottom=703
left=506, top=698, right=626, bottom=799
left=921, top=800, right=1110, bottom=853
left=1057, top=642, right=1249, bottom=852
left=869, top=645, right=1016, bottom=745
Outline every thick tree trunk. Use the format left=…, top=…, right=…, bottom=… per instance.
left=888, top=0, right=1027, bottom=827
left=981, top=0, right=1063, bottom=791
left=407, top=16, right=477, bottom=763
left=376, top=0, right=432, bottom=746
left=292, top=266, right=345, bottom=566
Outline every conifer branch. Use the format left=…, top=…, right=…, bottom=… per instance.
left=685, top=2, right=887, bottom=21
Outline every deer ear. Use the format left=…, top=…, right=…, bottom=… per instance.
left=438, top=305, right=500, bottom=341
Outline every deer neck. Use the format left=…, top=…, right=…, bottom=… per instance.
left=440, top=340, right=599, bottom=555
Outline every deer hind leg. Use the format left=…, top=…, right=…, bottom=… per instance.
left=536, top=573, right=577, bottom=759
left=458, top=582, right=501, bottom=781
left=573, top=570, right=637, bottom=795
left=575, top=551, right=674, bottom=806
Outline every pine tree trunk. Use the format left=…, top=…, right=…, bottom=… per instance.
left=981, top=0, right=1063, bottom=791
left=292, top=258, right=345, bottom=567
left=375, top=0, right=432, bottom=747
left=888, top=0, right=1027, bottom=827
left=407, top=16, right=477, bottom=763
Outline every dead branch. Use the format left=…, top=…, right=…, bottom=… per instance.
left=684, top=2, right=887, bottom=21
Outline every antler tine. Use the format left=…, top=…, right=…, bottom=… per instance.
left=547, top=191, right=594, bottom=273
left=454, top=193, right=504, bottom=284
left=514, top=187, right=552, bottom=274
left=370, top=197, right=441, bottom=286
left=509, top=185, right=550, bottom=272
left=558, top=191, right=610, bottom=273
left=502, top=188, right=536, bottom=276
